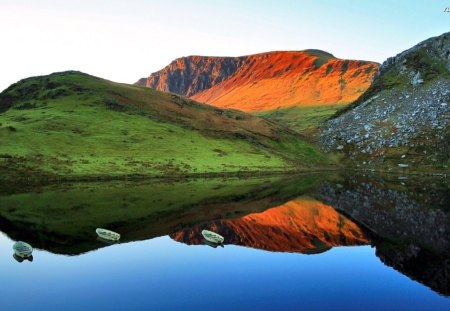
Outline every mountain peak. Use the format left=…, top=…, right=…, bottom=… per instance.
left=303, top=49, right=335, bottom=58
left=137, top=50, right=378, bottom=112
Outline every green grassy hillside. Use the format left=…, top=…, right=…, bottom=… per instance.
left=0, top=71, right=328, bottom=181
left=256, top=104, right=346, bottom=134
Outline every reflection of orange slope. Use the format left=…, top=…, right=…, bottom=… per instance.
left=172, top=199, right=369, bottom=254
left=139, top=51, right=378, bottom=112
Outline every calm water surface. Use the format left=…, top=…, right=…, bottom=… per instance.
left=0, top=174, right=448, bottom=310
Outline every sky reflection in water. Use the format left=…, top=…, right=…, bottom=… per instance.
left=0, top=233, right=447, bottom=311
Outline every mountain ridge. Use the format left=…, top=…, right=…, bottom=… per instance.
left=137, top=50, right=379, bottom=112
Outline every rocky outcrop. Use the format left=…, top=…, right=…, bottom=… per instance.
left=137, top=51, right=378, bottom=112
left=136, top=56, right=245, bottom=97
left=320, top=32, right=450, bottom=170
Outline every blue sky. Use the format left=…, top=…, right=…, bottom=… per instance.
left=0, top=0, right=448, bottom=91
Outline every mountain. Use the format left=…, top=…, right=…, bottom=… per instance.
left=171, top=198, right=368, bottom=254
left=320, top=31, right=450, bottom=171
left=136, top=51, right=378, bottom=117
left=0, top=71, right=328, bottom=181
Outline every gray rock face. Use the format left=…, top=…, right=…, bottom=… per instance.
left=378, top=31, right=450, bottom=75
left=135, top=56, right=246, bottom=97
left=319, top=32, right=450, bottom=168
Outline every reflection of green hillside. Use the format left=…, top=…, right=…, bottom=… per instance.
left=256, top=104, right=345, bottom=134
left=0, top=175, right=321, bottom=255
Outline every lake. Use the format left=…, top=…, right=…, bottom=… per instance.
left=0, top=173, right=449, bottom=310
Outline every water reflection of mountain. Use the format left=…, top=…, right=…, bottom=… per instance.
left=317, top=174, right=450, bottom=296
left=171, top=198, right=368, bottom=254
left=0, top=173, right=448, bottom=296
left=0, top=175, right=321, bottom=255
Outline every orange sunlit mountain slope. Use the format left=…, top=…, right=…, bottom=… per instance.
left=137, top=50, right=379, bottom=112
left=171, top=198, right=368, bottom=253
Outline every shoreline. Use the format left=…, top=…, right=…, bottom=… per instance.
left=0, top=167, right=337, bottom=185
left=1, top=166, right=448, bottom=191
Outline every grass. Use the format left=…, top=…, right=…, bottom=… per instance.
left=0, top=71, right=330, bottom=180
left=256, top=104, right=347, bottom=133
left=405, top=49, right=450, bottom=81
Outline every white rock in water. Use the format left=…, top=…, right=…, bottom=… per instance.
left=398, top=164, right=409, bottom=168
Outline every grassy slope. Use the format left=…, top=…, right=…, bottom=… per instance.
left=256, top=104, right=346, bottom=134
left=0, top=72, right=329, bottom=180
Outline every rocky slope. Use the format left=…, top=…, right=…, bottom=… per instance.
left=171, top=198, right=368, bottom=254
left=137, top=51, right=378, bottom=112
left=320, top=32, right=450, bottom=171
